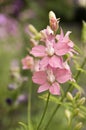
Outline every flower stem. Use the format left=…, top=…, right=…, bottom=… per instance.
left=44, top=57, right=86, bottom=130
left=37, top=92, right=50, bottom=130
left=28, top=77, right=32, bottom=130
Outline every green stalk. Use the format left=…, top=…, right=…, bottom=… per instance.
left=37, top=92, right=50, bottom=130
left=44, top=57, right=86, bottom=130
left=28, top=77, right=32, bottom=130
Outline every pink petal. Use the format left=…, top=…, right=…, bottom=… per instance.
left=49, top=82, right=60, bottom=95
left=68, top=41, right=74, bottom=47
left=40, top=56, right=49, bottom=69
left=37, top=82, right=49, bottom=93
left=59, top=28, right=64, bottom=40
left=65, top=31, right=71, bottom=38
left=30, top=45, right=46, bottom=57
left=32, top=71, right=47, bottom=85
left=49, top=55, right=63, bottom=68
left=55, top=69, right=72, bottom=83
left=54, top=42, right=70, bottom=56
left=56, top=28, right=64, bottom=41
left=62, top=31, right=71, bottom=43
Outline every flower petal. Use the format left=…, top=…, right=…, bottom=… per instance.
left=54, top=42, right=70, bottom=56
left=37, top=82, right=49, bottom=93
left=49, top=82, right=60, bottom=95
left=56, top=28, right=64, bottom=41
left=40, top=56, right=49, bottom=69
left=49, top=55, right=63, bottom=68
left=32, top=71, right=47, bottom=85
left=55, top=69, right=72, bottom=83
left=30, top=45, right=46, bottom=57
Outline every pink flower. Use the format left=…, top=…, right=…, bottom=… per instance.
left=30, top=39, right=63, bottom=69
left=21, top=55, right=34, bottom=70
left=54, top=28, right=74, bottom=56
left=32, top=67, right=72, bottom=95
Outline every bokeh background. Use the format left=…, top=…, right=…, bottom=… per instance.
left=0, top=0, right=86, bottom=130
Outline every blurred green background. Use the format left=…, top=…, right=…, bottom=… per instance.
left=0, top=0, right=86, bottom=130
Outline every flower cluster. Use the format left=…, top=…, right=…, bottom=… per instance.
left=22, top=11, right=75, bottom=95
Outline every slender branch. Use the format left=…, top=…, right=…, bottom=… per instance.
left=44, top=57, right=86, bottom=130
left=37, top=92, right=50, bottom=130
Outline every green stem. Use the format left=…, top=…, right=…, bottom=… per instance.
left=44, top=57, right=86, bottom=130
left=37, top=92, right=50, bottom=130
left=28, top=77, right=32, bottom=130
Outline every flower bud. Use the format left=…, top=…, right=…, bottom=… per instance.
left=74, top=122, right=83, bottom=130
left=34, top=33, right=41, bottom=40
left=28, top=24, right=38, bottom=35
left=75, top=92, right=81, bottom=100
left=49, top=11, right=56, bottom=20
left=78, top=112, right=85, bottom=118
left=65, top=109, right=71, bottom=124
left=78, top=97, right=85, bottom=105
left=49, top=11, right=60, bottom=32
left=73, top=108, right=80, bottom=116
left=67, top=92, right=73, bottom=101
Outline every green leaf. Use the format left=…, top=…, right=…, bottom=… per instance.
left=74, top=44, right=81, bottom=54
left=68, top=81, right=83, bottom=92
left=18, top=122, right=27, bottom=130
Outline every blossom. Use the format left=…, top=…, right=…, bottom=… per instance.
left=21, top=55, right=34, bottom=70
left=30, top=44, right=63, bottom=69
left=32, top=67, right=72, bottom=95
left=30, top=32, right=64, bottom=69
left=54, top=28, right=74, bottom=56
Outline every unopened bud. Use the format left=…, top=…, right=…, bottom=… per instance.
left=78, top=97, right=85, bottom=105
left=28, top=24, right=38, bottom=35
left=49, top=11, right=56, bottom=20
left=78, top=112, right=85, bottom=118
left=65, top=109, right=71, bottom=124
left=75, top=92, right=81, bottom=100
left=67, top=92, right=73, bottom=101
left=34, top=33, right=41, bottom=40
left=73, top=108, right=80, bottom=116
left=49, top=11, right=60, bottom=32
left=74, top=122, right=83, bottom=130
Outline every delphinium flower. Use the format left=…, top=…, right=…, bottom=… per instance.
left=22, top=55, right=40, bottom=72
left=32, top=65, right=72, bottom=95
left=21, top=55, right=34, bottom=70
left=29, top=11, right=75, bottom=95
left=22, top=11, right=75, bottom=95
left=30, top=26, right=64, bottom=69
